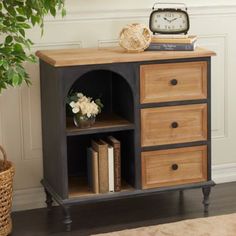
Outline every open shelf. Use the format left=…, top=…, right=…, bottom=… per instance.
left=68, top=176, right=134, bottom=199
left=66, top=113, right=134, bottom=136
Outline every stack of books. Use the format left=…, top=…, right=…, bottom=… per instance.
left=87, top=136, right=121, bottom=194
left=146, top=35, right=197, bottom=51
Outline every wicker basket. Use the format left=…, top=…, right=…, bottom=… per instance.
left=0, top=145, right=14, bottom=236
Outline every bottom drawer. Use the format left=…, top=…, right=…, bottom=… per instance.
left=141, top=146, right=207, bottom=189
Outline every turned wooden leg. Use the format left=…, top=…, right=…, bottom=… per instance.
left=63, top=206, right=72, bottom=232
left=202, top=186, right=211, bottom=213
left=44, top=188, right=53, bottom=209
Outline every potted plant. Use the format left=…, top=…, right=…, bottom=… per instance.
left=67, top=93, right=104, bottom=128
left=0, top=1, right=66, bottom=235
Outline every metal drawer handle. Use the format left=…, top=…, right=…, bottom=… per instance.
left=171, top=122, right=179, bottom=129
left=172, top=164, right=179, bottom=171
left=170, top=79, right=178, bottom=86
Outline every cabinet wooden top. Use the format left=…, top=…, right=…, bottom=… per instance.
left=36, top=47, right=216, bottom=67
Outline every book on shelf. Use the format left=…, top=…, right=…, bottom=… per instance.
left=92, top=140, right=109, bottom=193
left=107, top=136, right=121, bottom=192
left=146, top=41, right=197, bottom=51
left=87, top=147, right=99, bottom=194
left=108, top=145, right=114, bottom=192
left=151, top=35, right=197, bottom=44
left=87, top=147, right=92, bottom=191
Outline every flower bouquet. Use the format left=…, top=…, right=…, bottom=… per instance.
left=67, top=93, right=103, bottom=128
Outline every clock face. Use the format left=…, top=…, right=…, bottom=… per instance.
left=149, top=9, right=189, bottom=34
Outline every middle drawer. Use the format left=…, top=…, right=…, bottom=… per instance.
left=141, top=104, right=207, bottom=147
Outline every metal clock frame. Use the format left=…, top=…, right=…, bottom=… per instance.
left=149, top=8, right=190, bottom=35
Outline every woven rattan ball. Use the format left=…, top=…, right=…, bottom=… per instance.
left=119, top=23, right=152, bottom=53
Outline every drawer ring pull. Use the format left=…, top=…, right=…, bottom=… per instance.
left=172, top=164, right=179, bottom=171
left=171, top=122, right=179, bottom=129
left=170, top=79, right=178, bottom=86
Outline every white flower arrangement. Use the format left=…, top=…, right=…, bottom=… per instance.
left=68, top=93, right=103, bottom=118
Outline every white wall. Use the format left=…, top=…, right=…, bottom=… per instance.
left=0, top=0, right=236, bottom=211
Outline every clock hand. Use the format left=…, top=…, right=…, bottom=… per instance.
left=170, top=18, right=178, bottom=22
left=163, top=17, right=171, bottom=23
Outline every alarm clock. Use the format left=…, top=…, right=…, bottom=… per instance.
left=149, top=3, right=190, bottom=34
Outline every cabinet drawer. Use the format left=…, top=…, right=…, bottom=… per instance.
left=141, top=146, right=208, bottom=189
left=140, top=61, right=207, bottom=104
left=141, top=104, right=207, bottom=147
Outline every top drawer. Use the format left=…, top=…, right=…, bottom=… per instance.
left=140, top=61, right=207, bottom=104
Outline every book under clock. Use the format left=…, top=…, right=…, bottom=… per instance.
left=146, top=42, right=197, bottom=51
left=151, top=35, right=197, bottom=44
left=147, top=35, right=197, bottom=51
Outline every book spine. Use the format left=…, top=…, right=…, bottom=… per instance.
left=99, top=145, right=109, bottom=193
left=91, top=150, right=99, bottom=194
left=147, top=43, right=195, bottom=51
left=151, top=36, right=197, bottom=44
left=114, top=145, right=121, bottom=192
left=87, top=148, right=92, bottom=191
left=108, top=146, right=114, bottom=192
left=92, top=141, right=109, bottom=193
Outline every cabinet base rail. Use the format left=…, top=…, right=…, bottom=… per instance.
left=41, top=179, right=215, bottom=232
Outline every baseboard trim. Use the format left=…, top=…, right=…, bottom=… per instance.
left=212, top=163, right=236, bottom=184
left=13, top=187, right=45, bottom=212
left=12, top=163, right=236, bottom=211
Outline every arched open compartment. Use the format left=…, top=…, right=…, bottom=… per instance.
left=65, top=70, right=136, bottom=198
left=67, top=70, right=134, bottom=122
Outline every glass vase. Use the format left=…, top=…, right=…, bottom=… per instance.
left=73, top=114, right=96, bottom=128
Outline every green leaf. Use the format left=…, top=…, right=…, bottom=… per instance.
left=12, top=73, right=20, bottom=86
left=61, top=8, right=66, bottom=17
left=5, top=35, right=13, bottom=45
left=16, top=16, right=27, bottom=22
left=50, top=7, right=56, bottom=17
left=19, top=23, right=31, bottom=29
left=14, top=43, right=24, bottom=52
left=19, top=29, right=25, bottom=37
left=3, top=61, right=9, bottom=70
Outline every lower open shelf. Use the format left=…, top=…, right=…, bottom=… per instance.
left=68, top=176, right=134, bottom=199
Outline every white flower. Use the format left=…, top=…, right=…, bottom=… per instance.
left=69, top=101, right=76, bottom=108
left=68, top=93, right=102, bottom=117
left=72, top=107, right=80, bottom=114
left=77, top=93, right=83, bottom=98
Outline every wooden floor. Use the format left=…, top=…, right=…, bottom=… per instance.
left=11, top=182, right=236, bottom=236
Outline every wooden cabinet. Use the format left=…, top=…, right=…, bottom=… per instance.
left=36, top=47, right=215, bottom=232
